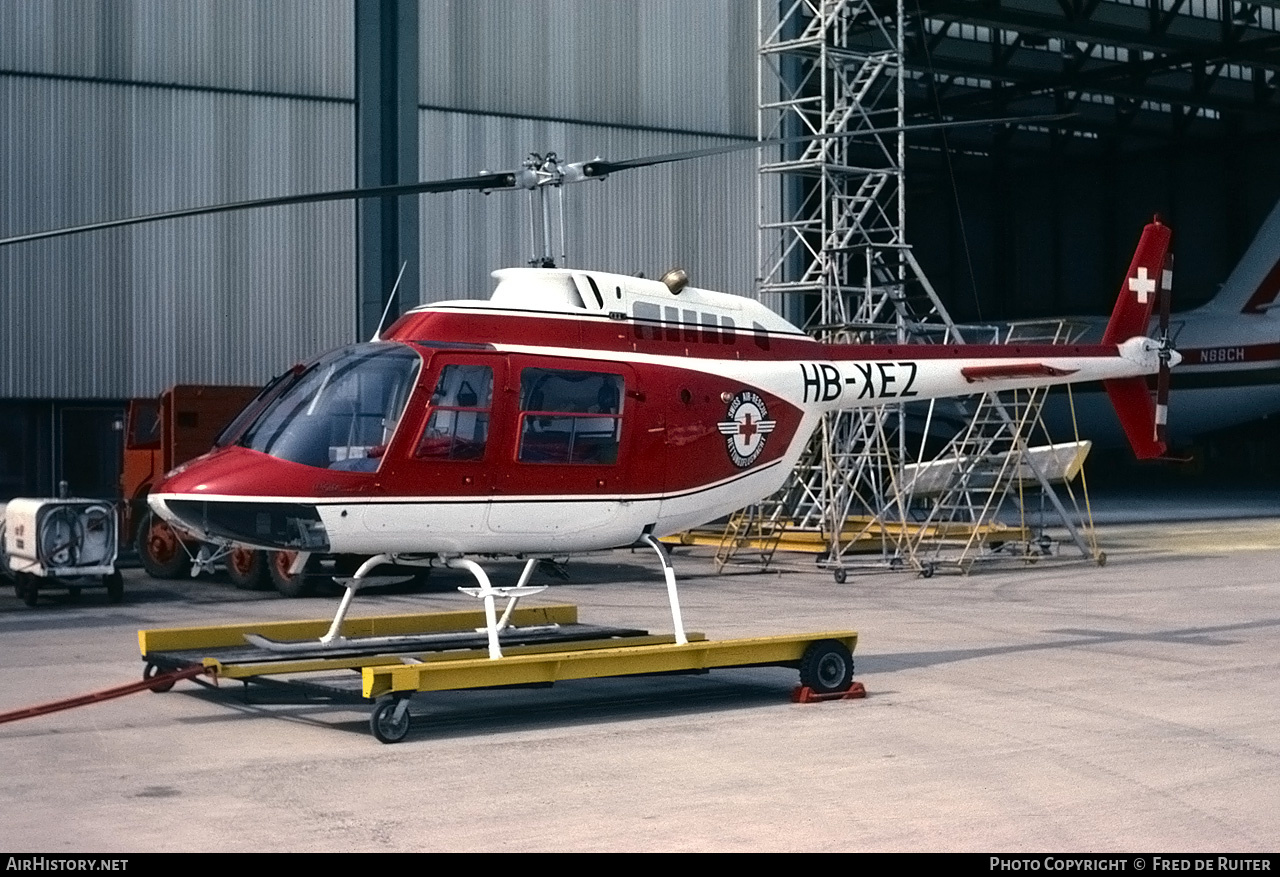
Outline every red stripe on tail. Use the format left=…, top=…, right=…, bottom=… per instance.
left=1101, top=218, right=1172, bottom=346
left=1103, top=377, right=1166, bottom=459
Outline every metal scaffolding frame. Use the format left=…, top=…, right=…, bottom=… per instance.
left=756, top=0, right=958, bottom=576
left=750, top=0, right=1102, bottom=579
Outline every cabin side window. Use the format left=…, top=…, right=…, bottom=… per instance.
left=518, top=368, right=623, bottom=465
left=415, top=364, right=493, bottom=461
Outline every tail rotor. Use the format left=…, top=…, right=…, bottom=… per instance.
left=1154, top=254, right=1174, bottom=445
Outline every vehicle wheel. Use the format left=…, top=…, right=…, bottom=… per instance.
left=17, top=573, right=38, bottom=607
left=369, top=698, right=412, bottom=744
left=268, top=550, right=315, bottom=598
left=226, top=546, right=268, bottom=590
left=798, top=639, right=854, bottom=695
left=105, top=571, right=124, bottom=604
left=920, top=562, right=935, bottom=579
left=143, top=662, right=174, bottom=693
left=136, top=511, right=191, bottom=579
left=832, top=567, right=847, bottom=584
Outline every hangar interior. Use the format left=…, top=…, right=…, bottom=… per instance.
left=2, top=0, right=1279, bottom=501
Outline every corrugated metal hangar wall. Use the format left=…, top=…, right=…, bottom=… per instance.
left=0, top=0, right=758, bottom=498
left=2, top=1, right=1276, bottom=499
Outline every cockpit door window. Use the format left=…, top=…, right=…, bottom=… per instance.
left=415, top=364, right=494, bottom=461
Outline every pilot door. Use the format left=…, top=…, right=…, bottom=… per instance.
left=373, top=352, right=505, bottom=539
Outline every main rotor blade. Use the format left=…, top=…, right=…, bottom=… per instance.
left=0, top=171, right=518, bottom=247
left=581, top=113, right=1072, bottom=177
left=0, top=111, right=1068, bottom=248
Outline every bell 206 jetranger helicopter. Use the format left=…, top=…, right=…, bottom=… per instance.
left=149, top=219, right=1176, bottom=654
left=1, top=137, right=1178, bottom=656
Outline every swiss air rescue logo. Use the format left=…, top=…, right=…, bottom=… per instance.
left=717, top=391, right=776, bottom=468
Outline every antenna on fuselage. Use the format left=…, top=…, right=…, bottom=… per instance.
left=370, top=261, right=409, bottom=342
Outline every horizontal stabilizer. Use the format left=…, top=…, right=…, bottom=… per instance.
left=961, top=363, right=1079, bottom=383
left=1103, top=377, right=1166, bottom=459
left=1101, top=218, right=1172, bottom=345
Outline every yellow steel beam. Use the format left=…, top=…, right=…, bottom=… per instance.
left=670, top=520, right=1024, bottom=553
left=362, top=630, right=858, bottom=699
left=204, top=632, right=703, bottom=681
left=139, top=604, right=580, bottom=656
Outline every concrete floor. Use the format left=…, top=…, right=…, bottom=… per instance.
left=1, top=517, right=1279, bottom=852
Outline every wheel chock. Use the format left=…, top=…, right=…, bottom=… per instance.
left=791, top=681, right=866, bottom=703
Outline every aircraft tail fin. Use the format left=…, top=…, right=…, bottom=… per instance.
left=1102, top=377, right=1166, bottom=460
left=1099, top=217, right=1173, bottom=460
left=1203, top=198, right=1280, bottom=315
left=1101, top=217, right=1172, bottom=345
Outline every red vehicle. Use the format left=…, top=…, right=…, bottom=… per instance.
left=121, top=384, right=313, bottom=594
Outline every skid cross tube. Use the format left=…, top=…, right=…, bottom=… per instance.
left=451, top=556, right=549, bottom=659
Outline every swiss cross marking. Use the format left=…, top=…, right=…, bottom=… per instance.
left=1128, top=266, right=1156, bottom=304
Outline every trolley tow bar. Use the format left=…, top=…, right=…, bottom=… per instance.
left=0, top=664, right=210, bottom=725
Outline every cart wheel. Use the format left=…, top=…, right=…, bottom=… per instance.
left=370, top=698, right=412, bottom=744
left=227, top=546, right=268, bottom=590
left=920, top=562, right=935, bottom=579
left=1096, top=551, right=1107, bottom=567
left=105, top=571, right=124, bottom=604
left=832, top=567, right=847, bottom=584
left=144, top=662, right=175, bottom=693
left=798, top=639, right=854, bottom=695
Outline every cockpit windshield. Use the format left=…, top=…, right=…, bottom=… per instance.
left=238, top=343, right=421, bottom=471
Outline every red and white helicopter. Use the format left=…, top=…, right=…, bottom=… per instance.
left=2, top=141, right=1178, bottom=658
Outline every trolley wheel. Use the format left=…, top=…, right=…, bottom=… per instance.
left=269, top=550, right=315, bottom=598
left=227, top=546, right=268, bottom=590
left=832, top=567, right=847, bottom=584
left=919, top=562, right=935, bottom=579
left=370, top=698, right=412, bottom=744
left=798, top=639, right=854, bottom=695
left=137, top=511, right=191, bottom=579
left=144, top=662, right=175, bottom=693
left=1096, top=551, right=1107, bottom=567
left=105, top=571, right=124, bottom=604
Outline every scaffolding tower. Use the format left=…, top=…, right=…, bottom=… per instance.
left=751, top=0, right=1102, bottom=578
left=756, top=0, right=958, bottom=575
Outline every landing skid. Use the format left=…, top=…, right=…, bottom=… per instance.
left=251, top=539, right=690, bottom=658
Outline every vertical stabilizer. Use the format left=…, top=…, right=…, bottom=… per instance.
left=1100, top=217, right=1174, bottom=460
left=1103, top=377, right=1165, bottom=459
left=1101, top=217, right=1172, bottom=345
left=1203, top=198, right=1280, bottom=315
